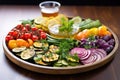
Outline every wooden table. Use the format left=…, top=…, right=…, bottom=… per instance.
left=0, top=5, right=120, bottom=80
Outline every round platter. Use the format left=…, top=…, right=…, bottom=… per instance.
left=2, top=25, right=119, bottom=74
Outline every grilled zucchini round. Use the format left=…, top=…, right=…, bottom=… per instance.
left=20, top=49, right=35, bottom=60
left=12, top=46, right=26, bottom=53
left=42, top=53, right=59, bottom=63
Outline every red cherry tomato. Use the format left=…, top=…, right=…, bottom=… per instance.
left=40, top=32, right=47, bottom=39
left=38, top=29, right=43, bottom=33
left=24, top=33, right=32, bottom=40
left=16, top=24, right=24, bottom=30
left=22, top=27, right=28, bottom=33
left=6, top=35, right=13, bottom=42
left=8, top=31, right=14, bottom=36
left=19, top=34, right=25, bottom=39
left=31, top=27, right=38, bottom=31
left=12, top=31, right=19, bottom=39
left=32, top=35, right=39, bottom=41
left=25, top=24, right=31, bottom=31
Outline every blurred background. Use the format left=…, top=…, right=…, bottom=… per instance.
left=0, top=0, right=120, bottom=6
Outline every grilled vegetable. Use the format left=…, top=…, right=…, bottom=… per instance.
left=54, top=60, right=68, bottom=67
left=49, top=45, right=59, bottom=53
left=33, top=47, right=43, bottom=51
left=33, top=45, right=45, bottom=54
left=33, top=41, right=49, bottom=49
left=78, top=18, right=93, bottom=27
left=34, top=55, right=49, bottom=65
left=42, top=53, right=59, bottom=63
left=35, top=50, right=45, bottom=54
left=80, top=20, right=102, bottom=30
left=20, top=48, right=35, bottom=60
left=12, top=46, right=26, bottom=53
left=33, top=41, right=49, bottom=54
left=33, top=42, right=43, bottom=48
left=66, top=54, right=79, bottom=63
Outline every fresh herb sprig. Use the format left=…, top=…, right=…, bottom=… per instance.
left=59, top=17, right=74, bottom=34
left=58, top=39, right=78, bottom=59
left=21, top=19, right=34, bottom=26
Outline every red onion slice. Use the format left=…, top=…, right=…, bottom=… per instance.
left=70, top=48, right=86, bottom=56
left=80, top=50, right=91, bottom=60
left=96, top=49, right=107, bottom=57
left=82, top=54, right=97, bottom=64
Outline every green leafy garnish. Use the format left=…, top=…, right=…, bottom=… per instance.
left=59, top=17, right=74, bottom=34
left=88, top=35, right=96, bottom=41
left=66, top=54, right=79, bottom=62
left=21, top=19, right=34, bottom=26
left=84, top=44, right=92, bottom=49
left=58, top=40, right=72, bottom=59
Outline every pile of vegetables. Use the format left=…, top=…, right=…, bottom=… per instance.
left=5, top=15, right=115, bottom=67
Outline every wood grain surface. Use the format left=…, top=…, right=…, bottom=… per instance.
left=0, top=5, right=120, bottom=80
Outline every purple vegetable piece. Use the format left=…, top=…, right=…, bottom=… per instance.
left=108, top=39, right=115, bottom=46
left=102, top=35, right=111, bottom=41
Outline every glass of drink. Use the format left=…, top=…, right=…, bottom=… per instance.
left=39, top=1, right=61, bottom=17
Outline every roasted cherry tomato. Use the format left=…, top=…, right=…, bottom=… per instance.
left=38, top=29, right=43, bottom=33
left=25, top=24, right=31, bottom=31
left=24, top=33, right=32, bottom=40
left=32, top=35, right=39, bottom=41
left=19, top=33, right=25, bottom=39
left=8, top=40, right=17, bottom=49
left=16, top=24, right=24, bottom=30
left=22, top=27, right=28, bottom=33
left=5, top=35, right=13, bottom=42
left=31, top=27, right=38, bottom=31
left=40, top=32, right=47, bottom=39
left=12, top=31, right=19, bottom=39
left=8, top=31, right=14, bottom=36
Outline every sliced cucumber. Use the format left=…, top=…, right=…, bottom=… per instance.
left=20, top=49, right=35, bottom=60
left=12, top=46, right=26, bottom=53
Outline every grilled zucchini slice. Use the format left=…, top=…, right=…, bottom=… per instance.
left=12, top=46, right=26, bottom=53
left=33, top=42, right=43, bottom=48
left=33, top=42, right=49, bottom=49
left=54, top=60, right=68, bottom=67
left=49, top=45, right=59, bottom=53
left=42, top=53, right=59, bottom=63
left=20, top=48, right=35, bottom=60
left=34, top=55, right=49, bottom=65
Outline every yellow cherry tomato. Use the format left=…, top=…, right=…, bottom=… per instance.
left=16, top=39, right=29, bottom=47
left=28, top=39, right=33, bottom=46
left=8, top=40, right=17, bottom=49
